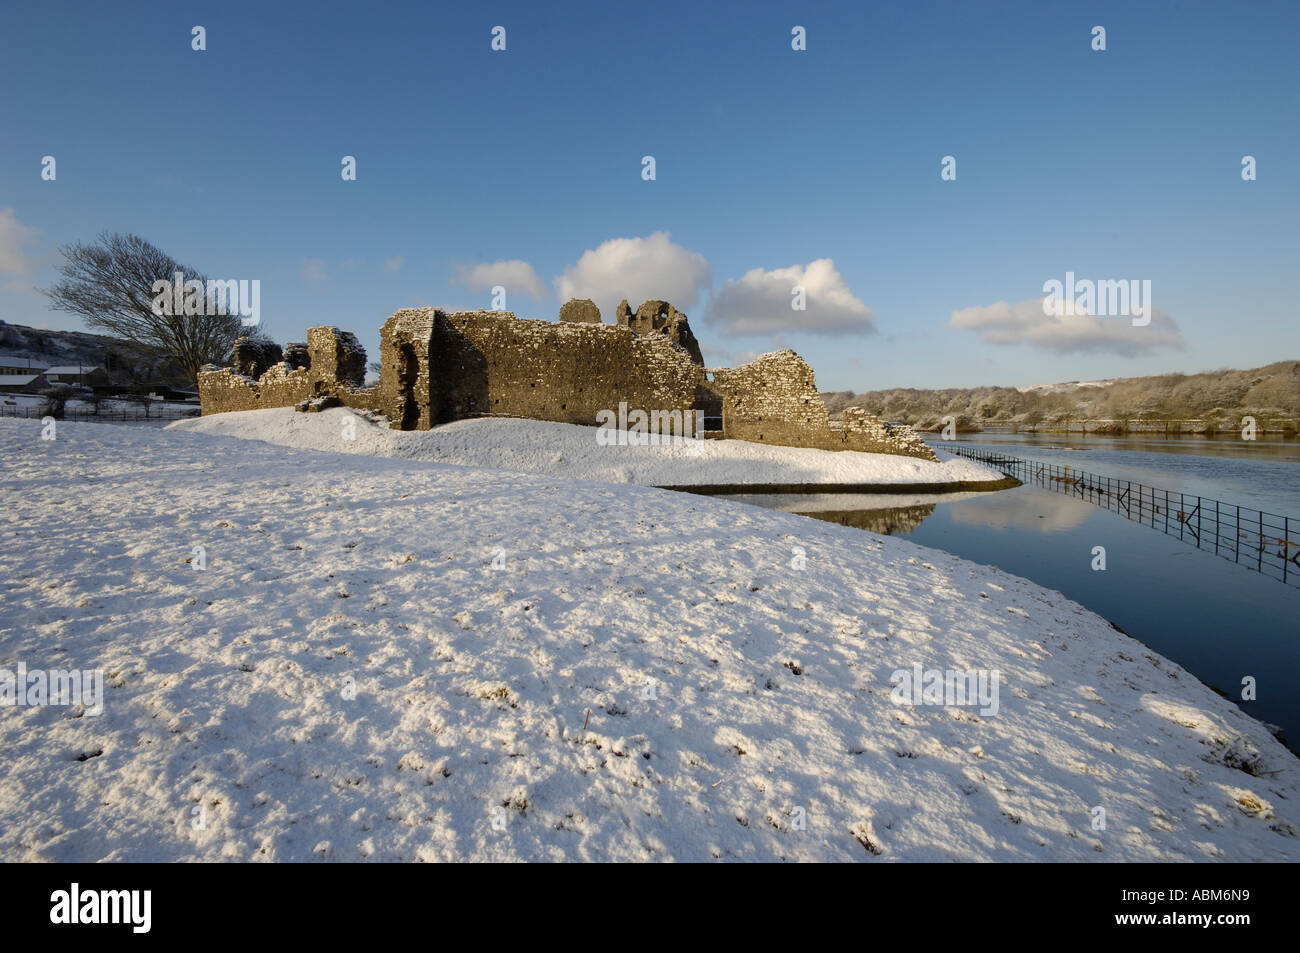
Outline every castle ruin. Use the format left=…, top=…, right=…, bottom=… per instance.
left=197, top=300, right=936, bottom=462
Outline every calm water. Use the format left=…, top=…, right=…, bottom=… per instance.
left=953, top=432, right=1300, bottom=514
left=722, top=434, right=1300, bottom=745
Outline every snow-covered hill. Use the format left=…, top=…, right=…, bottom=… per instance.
left=169, top=407, right=1001, bottom=488
left=1, top=418, right=1296, bottom=861
left=1015, top=380, right=1117, bottom=395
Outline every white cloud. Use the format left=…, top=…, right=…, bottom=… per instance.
left=950, top=297, right=1186, bottom=355
left=553, top=232, right=713, bottom=318
left=300, top=258, right=327, bottom=285
left=382, top=256, right=405, bottom=274
left=705, top=259, right=875, bottom=337
left=454, top=259, right=547, bottom=302
left=0, top=209, right=38, bottom=277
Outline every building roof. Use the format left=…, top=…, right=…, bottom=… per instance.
left=0, top=374, right=42, bottom=387
left=45, top=365, right=102, bottom=375
left=0, top=355, right=50, bottom=370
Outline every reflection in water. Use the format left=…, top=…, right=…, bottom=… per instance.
left=718, top=490, right=984, bottom=536
left=718, top=488, right=1089, bottom=536
left=804, top=503, right=935, bottom=534
left=945, top=488, right=1093, bottom=533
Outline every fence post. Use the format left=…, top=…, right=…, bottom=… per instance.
left=1259, top=511, right=1264, bottom=572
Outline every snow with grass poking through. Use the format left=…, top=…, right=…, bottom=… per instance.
left=1, top=417, right=1296, bottom=861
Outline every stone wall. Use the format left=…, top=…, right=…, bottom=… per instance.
left=709, top=350, right=829, bottom=444
left=197, top=302, right=935, bottom=462
left=615, top=299, right=704, bottom=365
left=199, top=310, right=703, bottom=430
left=198, top=326, right=376, bottom=416
left=558, top=298, right=601, bottom=323
left=709, top=350, right=936, bottom=461
left=426, top=309, right=702, bottom=428
left=306, top=327, right=367, bottom=387
left=838, top=406, right=935, bottom=459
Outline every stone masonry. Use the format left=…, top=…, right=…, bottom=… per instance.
left=704, top=350, right=936, bottom=459
left=198, top=299, right=935, bottom=462
left=425, top=308, right=701, bottom=427
left=615, top=299, right=704, bottom=365
left=197, top=326, right=376, bottom=417
left=558, top=298, right=601, bottom=323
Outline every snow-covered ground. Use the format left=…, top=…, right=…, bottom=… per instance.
left=2, top=417, right=1296, bottom=862
left=2, top=393, right=199, bottom=418
left=170, top=407, right=1002, bottom=487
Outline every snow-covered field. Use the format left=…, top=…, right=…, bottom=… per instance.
left=170, top=407, right=1002, bottom=488
left=2, top=393, right=199, bottom=419
left=2, top=417, right=1297, bottom=861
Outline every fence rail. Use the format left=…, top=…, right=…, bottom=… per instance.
left=0, top=404, right=200, bottom=423
left=947, top=444, right=1300, bottom=588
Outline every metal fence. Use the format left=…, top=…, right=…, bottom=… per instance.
left=947, top=444, right=1300, bottom=588
left=0, top=403, right=200, bottom=423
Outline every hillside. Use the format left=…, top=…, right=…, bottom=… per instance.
left=0, top=320, right=185, bottom=385
left=823, top=361, right=1300, bottom=432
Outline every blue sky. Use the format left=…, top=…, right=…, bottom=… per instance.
left=1, top=0, right=1296, bottom=390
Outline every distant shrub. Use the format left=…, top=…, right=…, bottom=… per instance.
left=42, top=386, right=72, bottom=419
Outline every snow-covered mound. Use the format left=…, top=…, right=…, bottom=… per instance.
left=168, top=407, right=1002, bottom=488
left=2, top=418, right=1296, bottom=861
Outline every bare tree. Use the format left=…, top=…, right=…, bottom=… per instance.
left=42, top=232, right=267, bottom=385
